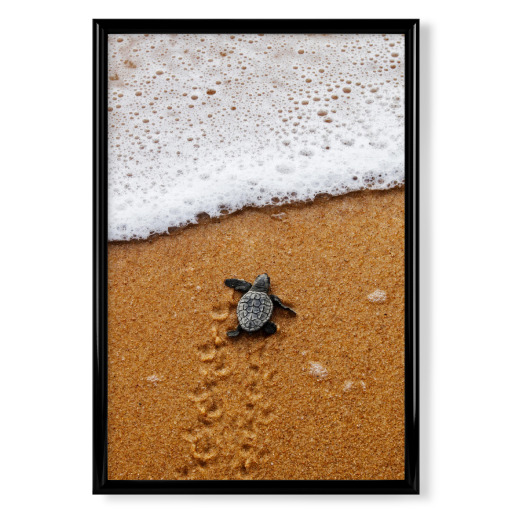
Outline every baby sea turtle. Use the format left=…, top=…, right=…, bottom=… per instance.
left=224, top=273, right=296, bottom=337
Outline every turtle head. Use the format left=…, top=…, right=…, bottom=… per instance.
left=252, top=273, right=270, bottom=293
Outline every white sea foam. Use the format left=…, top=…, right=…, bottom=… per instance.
left=108, top=34, right=404, bottom=240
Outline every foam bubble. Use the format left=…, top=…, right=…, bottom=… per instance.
left=367, top=289, right=387, bottom=303
left=108, top=34, right=405, bottom=240
left=308, top=361, right=328, bottom=380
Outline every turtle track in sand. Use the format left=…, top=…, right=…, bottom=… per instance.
left=182, top=287, right=277, bottom=479
left=233, top=338, right=277, bottom=479
left=182, top=315, right=231, bottom=476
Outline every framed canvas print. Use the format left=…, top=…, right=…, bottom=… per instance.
left=93, top=19, right=419, bottom=494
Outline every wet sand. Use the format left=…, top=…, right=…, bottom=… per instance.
left=107, top=188, right=405, bottom=480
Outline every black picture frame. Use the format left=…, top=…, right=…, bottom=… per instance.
left=93, top=18, right=419, bottom=495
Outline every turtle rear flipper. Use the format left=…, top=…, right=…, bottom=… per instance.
left=225, top=279, right=251, bottom=293
left=227, top=325, right=242, bottom=337
left=269, top=295, right=296, bottom=315
left=263, top=321, right=277, bottom=335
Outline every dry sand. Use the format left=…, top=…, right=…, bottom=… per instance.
left=107, top=188, right=405, bottom=480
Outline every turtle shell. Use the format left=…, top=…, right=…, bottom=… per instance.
left=237, top=291, right=274, bottom=332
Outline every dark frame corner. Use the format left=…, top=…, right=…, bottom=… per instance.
left=93, top=18, right=419, bottom=495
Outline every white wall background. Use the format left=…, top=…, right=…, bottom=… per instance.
left=1, top=1, right=511, bottom=510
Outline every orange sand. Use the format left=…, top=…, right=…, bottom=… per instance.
left=108, top=188, right=405, bottom=480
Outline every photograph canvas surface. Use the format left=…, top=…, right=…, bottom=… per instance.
left=98, top=25, right=416, bottom=489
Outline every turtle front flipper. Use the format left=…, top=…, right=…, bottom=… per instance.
left=227, top=325, right=242, bottom=337
left=269, top=295, right=296, bottom=315
left=225, top=279, right=252, bottom=293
